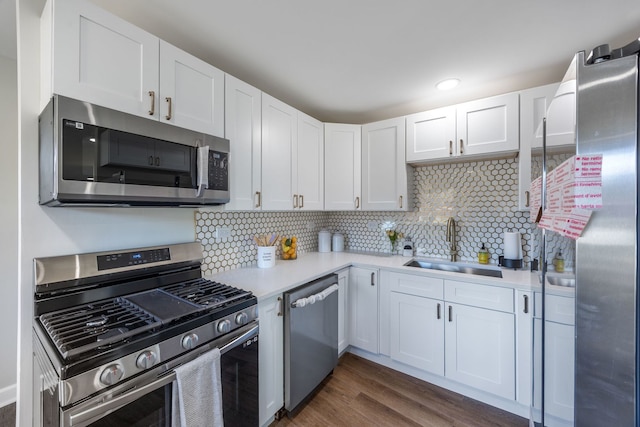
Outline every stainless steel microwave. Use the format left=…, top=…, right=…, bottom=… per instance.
left=39, top=95, right=230, bottom=206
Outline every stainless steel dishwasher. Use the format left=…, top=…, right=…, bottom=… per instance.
left=284, top=273, right=339, bottom=413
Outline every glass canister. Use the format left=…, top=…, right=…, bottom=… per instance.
left=281, top=236, right=297, bottom=260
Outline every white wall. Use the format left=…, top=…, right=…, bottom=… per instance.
left=0, top=53, right=18, bottom=408
left=17, top=1, right=199, bottom=424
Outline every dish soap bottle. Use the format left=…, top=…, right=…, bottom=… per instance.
left=554, top=250, right=565, bottom=273
left=478, top=243, right=489, bottom=264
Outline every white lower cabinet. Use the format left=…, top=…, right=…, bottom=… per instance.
left=384, top=272, right=518, bottom=401
left=444, top=302, right=515, bottom=400
left=390, top=292, right=444, bottom=375
left=337, top=269, right=349, bottom=354
left=258, top=294, right=284, bottom=426
left=348, top=267, right=379, bottom=353
left=516, top=290, right=533, bottom=406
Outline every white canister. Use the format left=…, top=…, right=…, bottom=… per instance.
left=318, top=230, right=331, bottom=253
left=257, top=246, right=276, bottom=268
left=332, top=233, right=344, bottom=252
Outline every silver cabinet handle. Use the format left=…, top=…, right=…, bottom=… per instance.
left=399, top=195, right=403, bottom=209
left=523, top=294, right=529, bottom=314
left=459, top=139, right=464, bottom=154
left=448, top=305, right=453, bottom=322
left=148, top=91, right=155, bottom=115
left=449, top=140, right=453, bottom=156
left=293, top=194, right=298, bottom=208
left=299, top=195, right=304, bottom=208
left=370, top=272, right=375, bottom=286
left=525, top=191, right=530, bottom=208
left=437, top=303, right=441, bottom=319
left=355, top=196, right=360, bottom=209
left=148, top=156, right=154, bottom=166
left=255, top=191, right=261, bottom=208
left=277, top=297, right=283, bottom=317
left=165, top=97, right=172, bottom=120
left=154, top=157, right=160, bottom=166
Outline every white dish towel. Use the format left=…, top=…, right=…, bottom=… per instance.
left=171, top=347, right=224, bottom=427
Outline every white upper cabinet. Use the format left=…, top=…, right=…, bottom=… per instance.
left=224, top=75, right=262, bottom=211
left=261, top=93, right=298, bottom=211
left=532, top=79, right=577, bottom=149
left=296, top=113, right=324, bottom=210
left=362, top=117, right=410, bottom=211
left=406, top=107, right=456, bottom=162
left=456, top=93, right=519, bottom=156
left=45, top=0, right=159, bottom=118
left=406, top=93, right=519, bottom=163
left=518, top=83, right=560, bottom=210
left=261, top=94, right=324, bottom=211
left=324, top=124, right=362, bottom=211
left=159, top=41, right=224, bottom=136
left=43, top=0, right=224, bottom=136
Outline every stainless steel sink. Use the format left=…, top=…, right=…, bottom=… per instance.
left=539, top=273, right=575, bottom=287
left=404, top=259, right=503, bottom=278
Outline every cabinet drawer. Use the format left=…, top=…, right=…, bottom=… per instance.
left=444, top=280, right=514, bottom=312
left=545, top=294, right=575, bottom=325
left=388, top=272, right=444, bottom=299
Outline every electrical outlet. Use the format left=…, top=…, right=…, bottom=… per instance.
left=367, top=221, right=379, bottom=231
left=215, top=226, right=232, bottom=240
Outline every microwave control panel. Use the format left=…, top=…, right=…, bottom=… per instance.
left=208, top=150, right=229, bottom=191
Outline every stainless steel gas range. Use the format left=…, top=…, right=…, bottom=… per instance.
left=32, top=242, right=258, bottom=427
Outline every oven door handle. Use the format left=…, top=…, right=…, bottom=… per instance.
left=66, top=372, right=176, bottom=426
left=220, top=323, right=259, bottom=354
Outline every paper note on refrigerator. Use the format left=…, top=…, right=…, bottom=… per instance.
left=532, top=154, right=602, bottom=239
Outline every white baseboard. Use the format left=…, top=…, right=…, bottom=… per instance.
left=0, top=384, right=16, bottom=408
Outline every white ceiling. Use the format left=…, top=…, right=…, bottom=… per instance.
left=5, top=1, right=640, bottom=123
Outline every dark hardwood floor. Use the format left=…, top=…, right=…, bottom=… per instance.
left=272, top=353, right=528, bottom=427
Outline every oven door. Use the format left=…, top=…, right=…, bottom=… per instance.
left=60, top=323, right=258, bottom=427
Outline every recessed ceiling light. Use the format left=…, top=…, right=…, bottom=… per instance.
left=436, top=78, right=460, bottom=91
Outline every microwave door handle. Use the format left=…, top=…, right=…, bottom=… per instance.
left=196, top=146, right=210, bottom=198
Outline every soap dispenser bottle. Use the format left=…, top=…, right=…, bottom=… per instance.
left=478, top=243, right=489, bottom=264
left=554, top=250, right=565, bottom=273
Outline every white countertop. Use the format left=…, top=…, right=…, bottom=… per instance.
left=206, top=252, right=575, bottom=301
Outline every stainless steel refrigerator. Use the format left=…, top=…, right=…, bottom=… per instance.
left=535, top=38, right=639, bottom=427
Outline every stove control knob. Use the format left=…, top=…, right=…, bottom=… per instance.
left=235, top=312, right=248, bottom=326
left=217, top=319, right=231, bottom=334
left=136, top=350, right=157, bottom=369
left=100, top=364, right=124, bottom=386
left=181, top=333, right=199, bottom=350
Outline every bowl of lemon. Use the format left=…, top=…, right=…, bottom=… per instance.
left=281, top=236, right=297, bottom=260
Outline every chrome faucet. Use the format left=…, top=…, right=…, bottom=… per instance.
left=446, top=217, right=458, bottom=262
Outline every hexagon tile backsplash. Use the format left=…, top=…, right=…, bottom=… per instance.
left=196, top=157, right=574, bottom=276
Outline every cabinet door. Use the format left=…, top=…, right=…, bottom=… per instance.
left=261, top=94, right=297, bottom=210
left=445, top=303, right=515, bottom=399
left=390, top=292, right=444, bottom=375
left=348, top=267, right=379, bottom=354
left=518, top=83, right=560, bottom=210
left=258, top=295, right=284, bottom=426
left=225, top=75, right=262, bottom=211
left=545, top=321, right=575, bottom=425
left=296, top=112, right=324, bottom=210
left=361, top=117, right=409, bottom=211
left=534, top=79, right=576, bottom=149
left=406, top=106, right=456, bottom=162
left=337, top=269, right=349, bottom=354
left=51, top=0, right=160, bottom=119
left=324, top=124, right=362, bottom=211
left=516, top=290, right=533, bottom=406
left=456, top=93, right=519, bottom=156
left=159, top=41, right=224, bottom=136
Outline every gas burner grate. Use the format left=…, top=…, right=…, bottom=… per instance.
left=161, top=278, right=252, bottom=309
left=39, top=298, right=162, bottom=359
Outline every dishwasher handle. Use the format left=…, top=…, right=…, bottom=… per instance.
left=291, top=284, right=339, bottom=308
